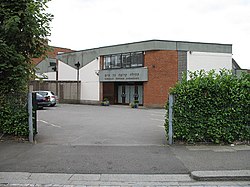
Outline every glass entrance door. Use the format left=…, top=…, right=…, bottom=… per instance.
left=125, top=85, right=130, bottom=103
left=118, top=85, right=123, bottom=103
left=117, top=84, right=143, bottom=105
left=137, top=85, right=143, bottom=104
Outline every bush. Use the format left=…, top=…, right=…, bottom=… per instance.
left=101, top=98, right=110, bottom=106
left=165, top=70, right=250, bottom=144
left=0, top=93, right=29, bottom=136
left=130, top=100, right=139, bottom=108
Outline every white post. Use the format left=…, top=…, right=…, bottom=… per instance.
left=168, top=94, right=174, bottom=145
left=28, top=92, right=33, bottom=143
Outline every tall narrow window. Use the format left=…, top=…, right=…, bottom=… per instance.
left=137, top=52, right=144, bottom=67
left=131, top=52, right=143, bottom=67
left=111, top=55, right=121, bottom=68
left=104, top=56, right=111, bottom=69
left=131, top=52, right=138, bottom=67
left=111, top=55, right=116, bottom=68
left=122, top=53, right=131, bottom=68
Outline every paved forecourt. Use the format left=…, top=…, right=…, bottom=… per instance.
left=36, top=104, right=166, bottom=146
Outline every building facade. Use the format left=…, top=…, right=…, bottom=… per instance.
left=33, top=46, right=73, bottom=79
left=40, top=40, right=235, bottom=108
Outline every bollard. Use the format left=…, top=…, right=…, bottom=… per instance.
left=168, top=94, right=174, bottom=145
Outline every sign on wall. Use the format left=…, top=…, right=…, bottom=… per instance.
left=99, top=67, right=148, bottom=82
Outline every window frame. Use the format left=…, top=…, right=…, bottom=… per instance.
left=103, top=51, right=144, bottom=70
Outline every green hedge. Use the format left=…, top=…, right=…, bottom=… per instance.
left=0, top=93, right=29, bottom=136
left=165, top=70, right=250, bottom=144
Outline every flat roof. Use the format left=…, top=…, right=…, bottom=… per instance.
left=57, top=39, right=232, bottom=69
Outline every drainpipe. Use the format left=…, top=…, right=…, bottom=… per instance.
left=56, top=58, right=59, bottom=96
left=75, top=62, right=80, bottom=103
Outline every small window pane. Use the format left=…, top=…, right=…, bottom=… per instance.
left=122, top=53, right=131, bottom=68
left=137, top=52, right=143, bottom=67
left=131, top=53, right=138, bottom=67
left=111, top=56, right=116, bottom=68
left=50, top=62, right=56, bottom=66
left=126, top=54, right=131, bottom=68
left=116, top=55, right=121, bottom=68
left=104, top=56, right=111, bottom=69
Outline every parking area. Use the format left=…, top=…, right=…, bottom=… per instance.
left=36, top=104, right=166, bottom=146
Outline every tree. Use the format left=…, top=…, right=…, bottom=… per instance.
left=0, top=0, right=53, bottom=136
left=0, top=0, right=53, bottom=92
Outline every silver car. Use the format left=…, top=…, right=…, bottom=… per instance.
left=34, top=91, right=57, bottom=107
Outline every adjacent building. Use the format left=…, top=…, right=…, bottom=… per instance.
left=36, top=40, right=238, bottom=108
left=32, top=46, right=73, bottom=79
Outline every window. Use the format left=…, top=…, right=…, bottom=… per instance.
left=122, top=53, right=131, bottom=68
left=103, top=52, right=144, bottom=69
left=50, top=61, right=56, bottom=67
left=111, top=55, right=121, bottom=68
left=104, top=56, right=111, bottom=69
left=137, top=52, right=144, bottom=66
left=111, top=55, right=116, bottom=68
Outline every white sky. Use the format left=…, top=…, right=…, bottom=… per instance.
left=47, top=0, right=250, bottom=69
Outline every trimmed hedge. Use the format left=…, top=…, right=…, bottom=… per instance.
left=0, top=93, right=29, bottom=136
left=165, top=70, right=250, bottom=144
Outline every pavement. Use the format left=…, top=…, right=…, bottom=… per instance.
left=0, top=104, right=250, bottom=186
left=0, top=172, right=250, bottom=186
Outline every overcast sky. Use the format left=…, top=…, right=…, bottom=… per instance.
left=47, top=0, right=250, bottom=69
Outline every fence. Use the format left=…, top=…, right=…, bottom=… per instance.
left=30, top=80, right=80, bottom=103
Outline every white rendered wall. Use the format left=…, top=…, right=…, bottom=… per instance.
left=58, top=60, right=77, bottom=80
left=79, top=59, right=100, bottom=101
left=187, top=52, right=232, bottom=73
left=44, top=72, right=56, bottom=80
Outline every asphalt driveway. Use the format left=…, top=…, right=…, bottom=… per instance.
left=36, top=104, right=166, bottom=146
left=0, top=104, right=189, bottom=174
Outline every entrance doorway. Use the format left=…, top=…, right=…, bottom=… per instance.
left=117, top=84, right=143, bottom=105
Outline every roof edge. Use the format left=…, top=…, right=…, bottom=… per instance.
left=57, top=39, right=232, bottom=56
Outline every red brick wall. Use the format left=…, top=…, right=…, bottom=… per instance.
left=144, top=50, right=178, bottom=108
left=32, top=47, right=73, bottom=65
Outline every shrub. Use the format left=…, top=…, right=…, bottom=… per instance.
left=0, top=93, right=29, bottom=136
left=165, top=70, right=250, bottom=144
left=101, top=98, right=110, bottom=106
left=130, top=100, right=139, bottom=108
